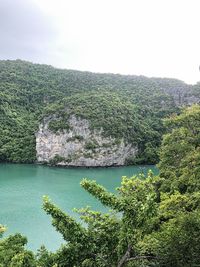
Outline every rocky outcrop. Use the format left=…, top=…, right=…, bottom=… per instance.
left=153, top=79, right=200, bottom=106
left=162, top=86, right=200, bottom=106
left=36, top=115, right=137, bottom=167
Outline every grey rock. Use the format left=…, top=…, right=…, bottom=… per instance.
left=36, top=115, right=137, bottom=167
left=161, top=86, right=200, bottom=106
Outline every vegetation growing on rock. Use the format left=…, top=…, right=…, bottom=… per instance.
left=1, top=59, right=199, bottom=164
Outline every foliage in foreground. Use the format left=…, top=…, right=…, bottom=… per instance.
left=0, top=234, right=36, bottom=267
left=42, top=176, right=200, bottom=266
left=43, top=171, right=158, bottom=267
left=0, top=104, right=200, bottom=266
left=158, top=104, right=200, bottom=193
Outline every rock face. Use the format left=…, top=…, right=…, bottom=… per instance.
left=156, top=82, right=200, bottom=106
left=162, top=86, right=200, bottom=106
left=36, top=115, right=137, bottom=167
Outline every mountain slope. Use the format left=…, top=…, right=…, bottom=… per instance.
left=0, top=60, right=199, bottom=165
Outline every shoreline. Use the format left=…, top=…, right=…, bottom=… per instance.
left=0, top=161, right=156, bottom=169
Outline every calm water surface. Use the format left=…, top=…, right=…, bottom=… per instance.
left=0, top=164, right=157, bottom=251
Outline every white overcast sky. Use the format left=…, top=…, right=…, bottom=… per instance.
left=1, top=0, right=200, bottom=84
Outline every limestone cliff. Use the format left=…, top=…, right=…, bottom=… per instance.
left=36, top=115, right=137, bottom=167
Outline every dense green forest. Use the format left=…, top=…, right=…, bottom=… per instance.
left=1, top=59, right=199, bottom=164
left=0, top=105, right=200, bottom=266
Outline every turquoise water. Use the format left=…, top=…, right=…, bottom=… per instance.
left=0, top=164, right=157, bottom=251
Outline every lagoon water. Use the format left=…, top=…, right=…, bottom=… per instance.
left=0, top=164, right=157, bottom=251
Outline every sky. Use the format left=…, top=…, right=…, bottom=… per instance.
left=0, top=0, right=200, bottom=84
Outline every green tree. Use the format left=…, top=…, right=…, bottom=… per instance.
left=158, top=104, right=200, bottom=193
left=0, top=234, right=36, bottom=267
left=36, top=245, right=55, bottom=267
left=139, top=104, right=200, bottom=266
left=0, top=225, right=6, bottom=238
left=43, top=172, right=159, bottom=267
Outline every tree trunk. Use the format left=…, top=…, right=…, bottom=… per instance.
left=117, top=245, right=132, bottom=267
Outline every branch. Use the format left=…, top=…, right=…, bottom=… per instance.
left=127, top=255, right=158, bottom=261
left=117, top=244, right=158, bottom=267
left=81, top=179, right=123, bottom=211
left=43, top=196, right=87, bottom=243
left=117, top=244, right=132, bottom=267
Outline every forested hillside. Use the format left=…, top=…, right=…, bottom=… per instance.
left=0, top=60, right=199, bottom=164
